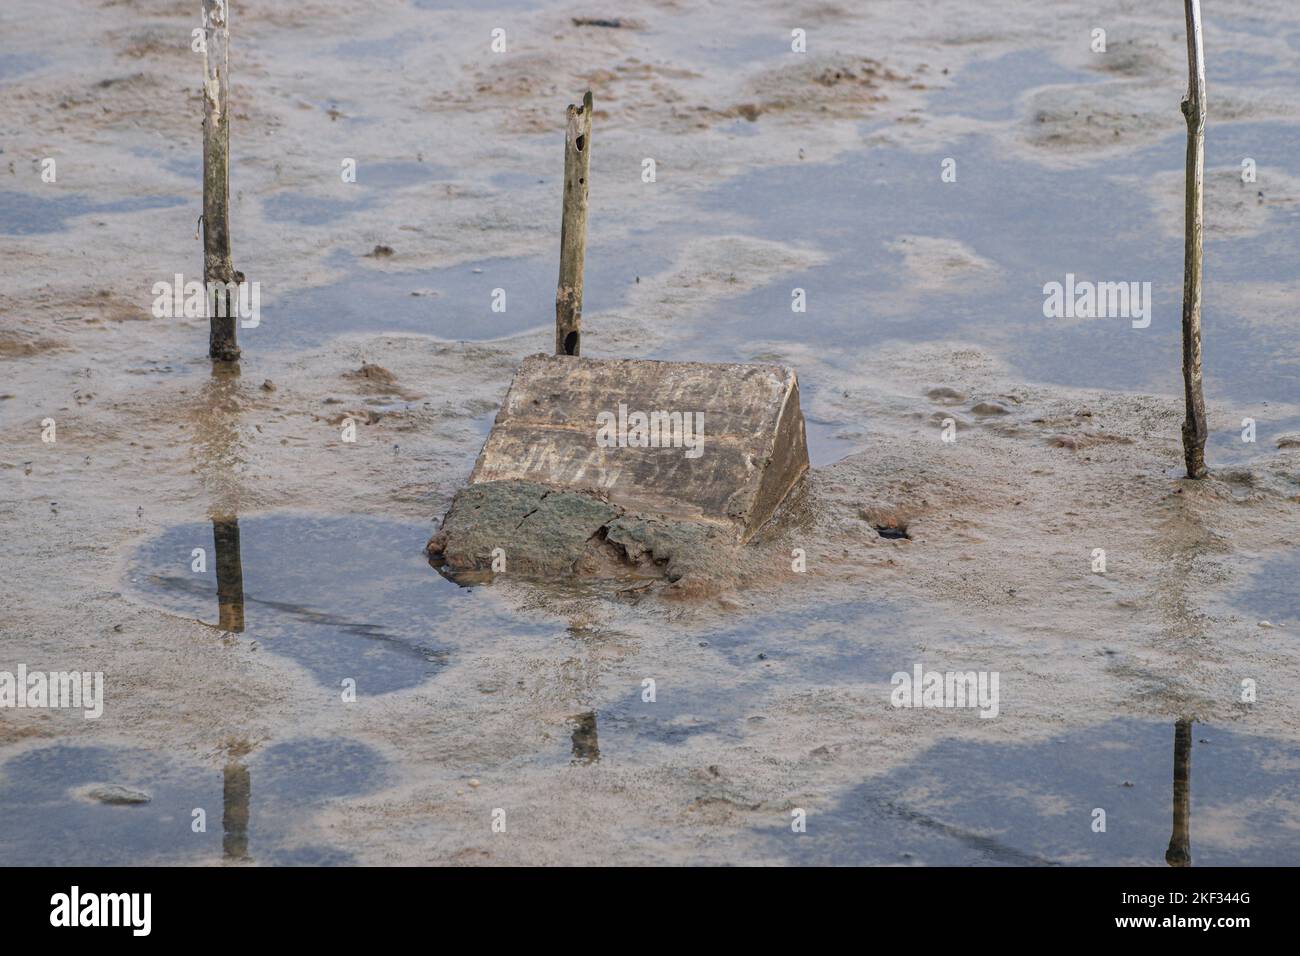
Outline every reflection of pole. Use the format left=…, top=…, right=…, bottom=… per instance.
left=570, top=711, right=600, bottom=765
left=212, top=516, right=245, bottom=632
left=223, top=761, right=251, bottom=861
left=1165, top=719, right=1193, bottom=867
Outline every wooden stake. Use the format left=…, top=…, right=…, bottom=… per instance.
left=1179, top=0, right=1208, bottom=478
left=202, top=0, right=241, bottom=362
left=555, top=91, right=592, bottom=357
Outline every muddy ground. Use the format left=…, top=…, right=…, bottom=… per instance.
left=1, top=0, right=1298, bottom=865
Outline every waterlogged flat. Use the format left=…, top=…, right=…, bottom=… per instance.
left=4, top=0, right=1300, bottom=867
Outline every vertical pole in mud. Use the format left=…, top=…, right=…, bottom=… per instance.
left=1179, top=0, right=1208, bottom=478
left=555, top=91, right=592, bottom=357
left=1165, top=719, right=1193, bottom=866
left=202, top=0, right=241, bottom=362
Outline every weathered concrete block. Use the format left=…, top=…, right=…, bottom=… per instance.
left=466, top=354, right=809, bottom=541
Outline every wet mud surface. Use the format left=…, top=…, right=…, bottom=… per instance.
left=2, top=0, right=1299, bottom=864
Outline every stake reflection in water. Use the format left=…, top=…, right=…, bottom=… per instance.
left=570, top=711, right=600, bottom=765
left=1165, top=719, right=1193, bottom=867
left=212, top=515, right=245, bottom=632
left=223, top=761, right=251, bottom=861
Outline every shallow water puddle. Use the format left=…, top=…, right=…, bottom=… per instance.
left=765, top=719, right=1300, bottom=866
left=125, top=512, right=549, bottom=695
left=251, top=226, right=684, bottom=349
left=0, top=52, right=45, bottom=82
left=544, top=601, right=913, bottom=767
left=569, top=689, right=746, bottom=763
left=803, top=414, right=868, bottom=466
left=260, top=161, right=453, bottom=226
left=0, top=737, right=387, bottom=865
left=699, top=601, right=905, bottom=684
left=257, top=253, right=556, bottom=346
left=1234, top=549, right=1300, bottom=628
left=932, top=49, right=1102, bottom=121
left=674, top=121, right=1300, bottom=406
left=0, top=190, right=186, bottom=236
left=1206, top=412, right=1300, bottom=466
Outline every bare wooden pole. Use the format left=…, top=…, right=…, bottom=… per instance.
left=202, top=0, right=241, bottom=362
left=1179, top=0, right=1207, bottom=478
left=555, top=91, right=592, bottom=357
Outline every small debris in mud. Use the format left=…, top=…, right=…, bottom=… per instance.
left=813, top=58, right=905, bottom=87
left=569, top=711, right=600, bottom=764
left=260, top=379, right=276, bottom=392
left=322, top=409, right=381, bottom=426
left=927, top=409, right=968, bottom=429
left=0, top=330, right=67, bottom=358
left=874, top=523, right=911, bottom=540
left=927, top=386, right=966, bottom=405
left=860, top=506, right=915, bottom=542
left=571, top=17, right=640, bottom=29
left=342, top=363, right=420, bottom=401
left=1049, top=432, right=1134, bottom=451
left=77, top=784, right=151, bottom=806
left=365, top=244, right=394, bottom=258
left=345, top=363, right=397, bottom=384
